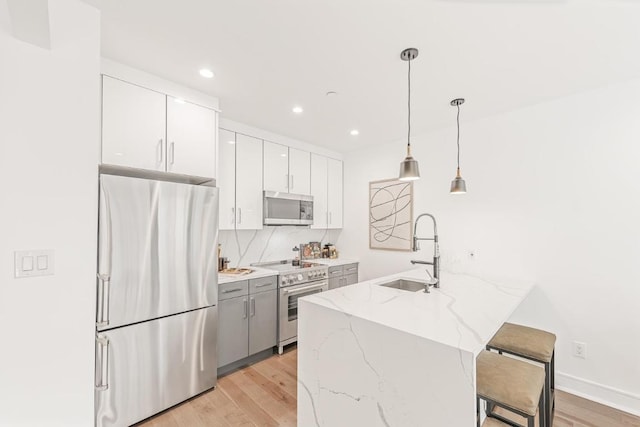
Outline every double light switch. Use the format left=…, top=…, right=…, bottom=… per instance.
left=14, top=250, right=54, bottom=278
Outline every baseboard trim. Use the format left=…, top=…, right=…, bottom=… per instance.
left=556, top=371, right=640, bottom=417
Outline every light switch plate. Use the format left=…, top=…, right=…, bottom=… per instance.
left=15, top=250, right=54, bottom=278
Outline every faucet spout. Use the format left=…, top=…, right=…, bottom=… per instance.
left=411, top=213, right=440, bottom=288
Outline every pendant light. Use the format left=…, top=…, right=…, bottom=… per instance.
left=450, top=98, right=467, bottom=194
left=399, top=48, right=420, bottom=181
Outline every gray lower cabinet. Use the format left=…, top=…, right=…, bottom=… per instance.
left=218, top=276, right=277, bottom=369
left=249, top=288, right=277, bottom=354
left=328, top=262, right=359, bottom=289
left=329, top=277, right=341, bottom=290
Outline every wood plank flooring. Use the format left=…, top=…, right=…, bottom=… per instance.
left=139, top=348, right=640, bottom=427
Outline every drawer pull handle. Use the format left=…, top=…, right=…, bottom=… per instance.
left=255, top=283, right=273, bottom=288
left=222, top=288, right=243, bottom=293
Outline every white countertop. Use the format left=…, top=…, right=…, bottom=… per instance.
left=302, top=268, right=534, bottom=356
left=218, top=266, right=278, bottom=284
left=312, top=258, right=359, bottom=267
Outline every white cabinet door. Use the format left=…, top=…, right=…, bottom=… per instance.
left=102, top=76, right=166, bottom=171
left=236, top=134, right=263, bottom=230
left=289, top=148, right=311, bottom=195
left=327, top=158, right=343, bottom=229
left=310, top=154, right=328, bottom=228
left=218, top=129, right=236, bottom=230
left=166, top=97, right=216, bottom=178
left=263, top=141, right=289, bottom=193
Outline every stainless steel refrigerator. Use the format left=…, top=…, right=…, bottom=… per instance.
left=95, top=173, right=219, bottom=427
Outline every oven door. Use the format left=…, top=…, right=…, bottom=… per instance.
left=279, top=280, right=328, bottom=343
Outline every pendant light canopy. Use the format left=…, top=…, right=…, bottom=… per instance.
left=450, top=98, right=467, bottom=194
left=399, top=48, right=420, bottom=181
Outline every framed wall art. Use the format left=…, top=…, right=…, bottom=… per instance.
left=369, top=178, right=413, bottom=251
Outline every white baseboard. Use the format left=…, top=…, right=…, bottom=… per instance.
left=556, top=371, right=640, bottom=417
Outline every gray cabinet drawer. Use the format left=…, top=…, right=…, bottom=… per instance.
left=249, top=276, right=277, bottom=294
left=343, top=263, right=358, bottom=275
left=219, top=280, right=249, bottom=301
left=328, top=265, right=343, bottom=276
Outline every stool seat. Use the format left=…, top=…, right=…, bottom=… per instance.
left=483, top=417, right=512, bottom=427
left=477, top=350, right=545, bottom=417
left=488, top=323, right=556, bottom=363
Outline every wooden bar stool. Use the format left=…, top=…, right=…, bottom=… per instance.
left=476, top=350, right=546, bottom=427
left=487, top=323, right=556, bottom=427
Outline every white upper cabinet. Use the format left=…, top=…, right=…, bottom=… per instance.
left=166, top=96, right=216, bottom=178
left=218, top=129, right=236, bottom=230
left=235, top=134, right=263, bottom=230
left=102, top=75, right=217, bottom=178
left=263, top=141, right=311, bottom=195
left=310, top=154, right=328, bottom=229
left=102, top=76, right=166, bottom=171
left=327, top=158, right=343, bottom=229
left=263, top=141, right=289, bottom=193
left=288, top=148, right=311, bottom=195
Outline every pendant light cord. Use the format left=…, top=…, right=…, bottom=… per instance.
left=456, top=103, right=461, bottom=169
left=407, top=58, right=411, bottom=149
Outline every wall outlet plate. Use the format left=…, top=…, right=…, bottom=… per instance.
left=573, top=341, right=587, bottom=359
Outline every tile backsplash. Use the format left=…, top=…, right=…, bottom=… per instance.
left=219, top=227, right=342, bottom=267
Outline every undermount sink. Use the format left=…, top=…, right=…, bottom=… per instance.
left=378, top=279, right=427, bottom=292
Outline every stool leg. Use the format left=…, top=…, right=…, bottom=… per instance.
left=539, top=385, right=546, bottom=427
left=476, top=396, right=481, bottom=427
left=544, top=360, right=551, bottom=427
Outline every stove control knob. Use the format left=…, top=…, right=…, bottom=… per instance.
left=289, top=275, right=296, bottom=283
left=282, top=277, right=288, bottom=285
left=297, top=274, right=304, bottom=281
left=310, top=271, right=316, bottom=278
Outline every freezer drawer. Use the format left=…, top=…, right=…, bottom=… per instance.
left=97, top=174, right=219, bottom=330
left=95, top=306, right=218, bottom=427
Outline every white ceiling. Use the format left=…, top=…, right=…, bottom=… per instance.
left=82, top=0, right=640, bottom=152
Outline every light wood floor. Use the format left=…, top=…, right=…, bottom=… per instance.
left=139, top=348, right=640, bottom=427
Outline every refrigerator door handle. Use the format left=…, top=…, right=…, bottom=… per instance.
left=95, top=335, right=110, bottom=391
left=96, top=274, right=111, bottom=327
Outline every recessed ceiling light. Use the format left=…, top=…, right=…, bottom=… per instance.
left=292, top=106, right=303, bottom=114
left=280, top=153, right=287, bottom=157
left=350, top=129, right=359, bottom=136
left=199, top=68, right=214, bottom=79
left=227, top=140, right=235, bottom=145
left=174, top=98, right=186, bottom=104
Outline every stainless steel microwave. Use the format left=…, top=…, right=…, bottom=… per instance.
left=263, top=191, right=313, bottom=226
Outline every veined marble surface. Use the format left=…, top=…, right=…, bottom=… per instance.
left=298, top=269, right=534, bottom=426
left=302, top=268, right=533, bottom=356
left=313, top=258, right=359, bottom=267
left=218, top=266, right=278, bottom=284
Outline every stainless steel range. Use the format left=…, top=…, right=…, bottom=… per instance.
left=254, top=260, right=328, bottom=354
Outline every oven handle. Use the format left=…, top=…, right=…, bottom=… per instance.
left=283, top=282, right=327, bottom=295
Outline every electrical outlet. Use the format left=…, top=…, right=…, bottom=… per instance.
left=573, top=341, right=587, bottom=359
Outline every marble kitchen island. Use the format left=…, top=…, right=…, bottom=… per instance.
left=298, top=268, right=534, bottom=427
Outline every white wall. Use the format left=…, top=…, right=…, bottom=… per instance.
left=0, top=1, right=100, bottom=425
left=338, top=79, right=640, bottom=415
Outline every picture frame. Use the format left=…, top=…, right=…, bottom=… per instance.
left=369, top=178, right=414, bottom=251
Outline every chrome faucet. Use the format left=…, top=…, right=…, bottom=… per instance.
left=410, top=213, right=440, bottom=292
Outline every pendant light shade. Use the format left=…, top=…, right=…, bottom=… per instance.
left=450, top=98, right=467, bottom=194
left=399, top=148, right=420, bottom=181
left=399, top=48, right=420, bottom=181
left=450, top=168, right=467, bottom=193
